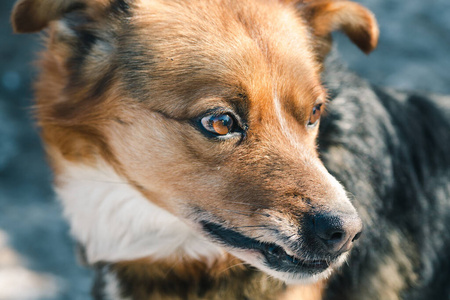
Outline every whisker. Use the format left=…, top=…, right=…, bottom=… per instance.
left=285, top=234, right=296, bottom=240
left=217, top=261, right=247, bottom=275
left=252, top=235, right=265, bottom=240
left=206, top=207, right=255, bottom=218
left=230, top=225, right=269, bottom=229
left=232, top=228, right=267, bottom=233
left=221, top=209, right=271, bottom=217
left=222, top=200, right=271, bottom=209
left=163, top=256, right=185, bottom=279
left=219, top=210, right=253, bottom=217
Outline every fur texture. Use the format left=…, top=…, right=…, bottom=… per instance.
left=319, top=54, right=450, bottom=300
left=55, top=160, right=224, bottom=264
left=11, top=0, right=450, bottom=299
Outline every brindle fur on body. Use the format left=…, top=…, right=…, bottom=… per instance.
left=319, top=55, right=450, bottom=300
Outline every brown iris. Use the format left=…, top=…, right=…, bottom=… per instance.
left=307, top=103, right=323, bottom=127
left=201, top=114, right=234, bottom=135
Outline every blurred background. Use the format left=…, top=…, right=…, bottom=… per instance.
left=0, top=0, right=449, bottom=299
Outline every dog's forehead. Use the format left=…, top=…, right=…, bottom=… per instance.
left=120, top=0, right=323, bottom=117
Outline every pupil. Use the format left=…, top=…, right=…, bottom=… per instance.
left=211, top=115, right=232, bottom=135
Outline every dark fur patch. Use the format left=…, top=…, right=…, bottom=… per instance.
left=91, top=264, right=109, bottom=300
left=110, top=0, right=132, bottom=16
left=110, top=260, right=286, bottom=300
left=61, top=1, right=133, bottom=98
left=89, top=65, right=117, bottom=99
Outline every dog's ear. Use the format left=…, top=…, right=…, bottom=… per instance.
left=11, top=0, right=109, bottom=33
left=299, top=0, right=379, bottom=61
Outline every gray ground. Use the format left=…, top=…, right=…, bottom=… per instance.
left=0, top=0, right=449, bottom=299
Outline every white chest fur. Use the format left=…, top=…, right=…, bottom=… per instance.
left=55, top=161, right=223, bottom=264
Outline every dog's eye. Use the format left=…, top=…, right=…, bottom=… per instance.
left=201, top=114, right=235, bottom=135
left=307, top=104, right=323, bottom=127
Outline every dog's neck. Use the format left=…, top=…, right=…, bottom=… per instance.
left=93, top=256, right=289, bottom=300
left=93, top=259, right=327, bottom=300
left=92, top=258, right=325, bottom=300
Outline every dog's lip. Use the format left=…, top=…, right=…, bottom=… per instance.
left=261, top=242, right=330, bottom=273
left=200, top=221, right=330, bottom=274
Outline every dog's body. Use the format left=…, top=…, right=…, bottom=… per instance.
left=11, top=0, right=450, bottom=299
left=319, top=56, right=450, bottom=300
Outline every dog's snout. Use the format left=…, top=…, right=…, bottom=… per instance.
left=313, top=213, right=362, bottom=254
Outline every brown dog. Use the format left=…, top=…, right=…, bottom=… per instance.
left=12, top=0, right=378, bottom=299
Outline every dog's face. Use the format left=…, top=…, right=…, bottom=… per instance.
left=13, top=0, right=378, bottom=283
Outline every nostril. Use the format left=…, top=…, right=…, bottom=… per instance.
left=330, top=231, right=344, bottom=242
left=352, top=231, right=362, bottom=242
left=312, top=213, right=361, bottom=254
left=313, top=214, right=346, bottom=243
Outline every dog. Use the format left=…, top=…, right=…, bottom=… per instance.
left=11, top=0, right=450, bottom=299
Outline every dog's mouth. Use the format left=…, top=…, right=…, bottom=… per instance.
left=201, top=221, right=330, bottom=274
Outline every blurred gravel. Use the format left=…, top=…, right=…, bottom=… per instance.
left=0, top=0, right=449, bottom=299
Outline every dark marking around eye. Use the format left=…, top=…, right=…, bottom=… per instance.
left=110, top=0, right=132, bottom=16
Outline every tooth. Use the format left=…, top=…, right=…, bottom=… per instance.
left=284, top=248, right=295, bottom=256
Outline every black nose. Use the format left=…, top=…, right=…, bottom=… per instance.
left=313, top=213, right=362, bottom=254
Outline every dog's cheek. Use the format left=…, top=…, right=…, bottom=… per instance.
left=104, top=111, right=234, bottom=204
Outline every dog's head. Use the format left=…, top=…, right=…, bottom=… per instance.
left=12, top=0, right=377, bottom=283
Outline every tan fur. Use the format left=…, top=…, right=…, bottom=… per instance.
left=281, top=281, right=326, bottom=300
left=12, top=0, right=378, bottom=298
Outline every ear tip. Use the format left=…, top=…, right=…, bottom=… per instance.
left=360, top=30, right=379, bottom=54
left=11, top=15, right=46, bottom=34
left=352, top=8, right=379, bottom=54
left=365, top=14, right=380, bottom=54
left=351, top=26, right=379, bottom=54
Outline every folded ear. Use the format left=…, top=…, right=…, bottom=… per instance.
left=300, top=0, right=379, bottom=60
left=11, top=0, right=114, bottom=33
left=11, top=0, right=79, bottom=33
